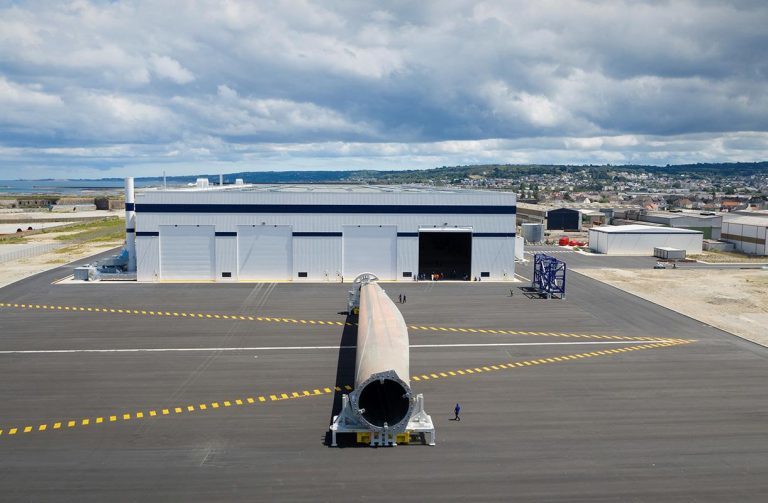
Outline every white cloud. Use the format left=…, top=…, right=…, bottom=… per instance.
left=0, top=0, right=766, bottom=177
left=149, top=54, right=195, bottom=84
left=0, top=77, right=62, bottom=107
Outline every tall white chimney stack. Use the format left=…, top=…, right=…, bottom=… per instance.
left=125, top=177, right=137, bottom=272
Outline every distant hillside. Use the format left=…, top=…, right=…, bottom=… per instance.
left=97, top=161, right=767, bottom=186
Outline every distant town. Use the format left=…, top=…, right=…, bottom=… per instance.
left=19, top=161, right=761, bottom=213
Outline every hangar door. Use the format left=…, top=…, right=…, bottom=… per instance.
left=418, top=228, right=472, bottom=280
left=159, top=225, right=215, bottom=281
left=342, top=225, right=397, bottom=280
left=547, top=208, right=580, bottom=231
left=238, top=225, right=293, bottom=280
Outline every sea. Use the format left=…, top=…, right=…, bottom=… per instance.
left=0, top=179, right=169, bottom=195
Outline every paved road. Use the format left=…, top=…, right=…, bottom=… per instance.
left=525, top=245, right=768, bottom=270
left=0, top=254, right=767, bottom=501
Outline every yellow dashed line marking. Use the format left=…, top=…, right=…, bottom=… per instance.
left=0, top=304, right=694, bottom=439
left=0, top=302, right=662, bottom=341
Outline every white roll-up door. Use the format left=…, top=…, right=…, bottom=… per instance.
left=237, top=225, right=293, bottom=280
left=159, top=225, right=215, bottom=280
left=342, top=225, right=397, bottom=280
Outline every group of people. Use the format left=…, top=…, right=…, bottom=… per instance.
left=397, top=293, right=407, bottom=304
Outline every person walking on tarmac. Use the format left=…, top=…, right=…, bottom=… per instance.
left=454, top=403, right=461, bottom=421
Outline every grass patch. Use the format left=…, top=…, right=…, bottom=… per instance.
left=54, top=217, right=123, bottom=242
left=54, top=245, right=85, bottom=254
left=0, top=234, right=27, bottom=244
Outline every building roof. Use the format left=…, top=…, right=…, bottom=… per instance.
left=590, top=224, right=702, bottom=234
left=642, top=210, right=722, bottom=222
left=145, top=183, right=504, bottom=196
left=723, top=215, right=768, bottom=226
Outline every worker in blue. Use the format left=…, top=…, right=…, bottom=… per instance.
left=454, top=403, right=461, bottom=421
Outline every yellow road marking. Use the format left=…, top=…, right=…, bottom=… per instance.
left=0, top=302, right=664, bottom=341
left=0, top=340, right=696, bottom=439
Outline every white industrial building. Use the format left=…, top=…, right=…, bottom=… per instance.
left=588, top=224, right=703, bottom=255
left=721, top=214, right=768, bottom=255
left=128, top=183, right=517, bottom=282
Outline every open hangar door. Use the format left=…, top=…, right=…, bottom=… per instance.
left=238, top=225, right=293, bottom=280
left=159, top=225, right=215, bottom=280
left=342, top=225, right=397, bottom=280
left=418, top=228, right=472, bottom=280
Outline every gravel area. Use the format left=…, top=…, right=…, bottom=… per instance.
left=574, top=267, right=768, bottom=347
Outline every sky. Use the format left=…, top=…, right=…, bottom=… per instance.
left=0, top=0, right=767, bottom=179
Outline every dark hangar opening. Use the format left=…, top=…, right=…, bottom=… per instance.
left=418, top=231, right=472, bottom=281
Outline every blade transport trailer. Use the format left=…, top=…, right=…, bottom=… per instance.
left=331, top=273, right=435, bottom=447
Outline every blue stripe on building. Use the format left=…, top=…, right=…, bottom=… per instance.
left=134, top=203, right=516, bottom=215
left=125, top=203, right=135, bottom=211
left=292, top=232, right=343, bottom=237
left=135, top=230, right=516, bottom=237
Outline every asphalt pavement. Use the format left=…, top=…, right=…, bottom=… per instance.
left=0, top=250, right=767, bottom=502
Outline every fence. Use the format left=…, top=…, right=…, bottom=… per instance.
left=0, top=243, right=66, bottom=264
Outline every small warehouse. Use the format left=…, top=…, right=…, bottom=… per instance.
left=588, top=225, right=703, bottom=255
left=614, top=209, right=722, bottom=239
left=130, top=183, right=517, bottom=282
left=721, top=215, right=768, bottom=256
left=516, top=203, right=581, bottom=231
left=546, top=208, right=581, bottom=231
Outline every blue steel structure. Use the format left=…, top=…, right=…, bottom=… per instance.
left=532, top=254, right=566, bottom=299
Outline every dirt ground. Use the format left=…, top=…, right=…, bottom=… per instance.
left=0, top=241, right=123, bottom=289
left=689, top=250, right=768, bottom=263
left=0, top=217, right=124, bottom=289
left=574, top=268, right=768, bottom=347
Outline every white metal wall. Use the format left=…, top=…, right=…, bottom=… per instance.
left=342, top=225, right=397, bottom=280
left=723, top=222, right=768, bottom=255
left=594, top=232, right=702, bottom=255
left=159, top=225, right=215, bottom=280
left=397, top=236, right=418, bottom=280
left=293, top=236, right=341, bottom=281
left=472, top=237, right=515, bottom=280
left=237, top=225, right=293, bottom=280
left=216, top=235, right=237, bottom=282
left=136, top=235, right=159, bottom=281
left=134, top=188, right=517, bottom=282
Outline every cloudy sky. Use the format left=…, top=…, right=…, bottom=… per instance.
left=1, top=0, right=767, bottom=178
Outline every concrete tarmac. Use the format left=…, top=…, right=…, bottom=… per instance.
left=1, top=250, right=767, bottom=501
